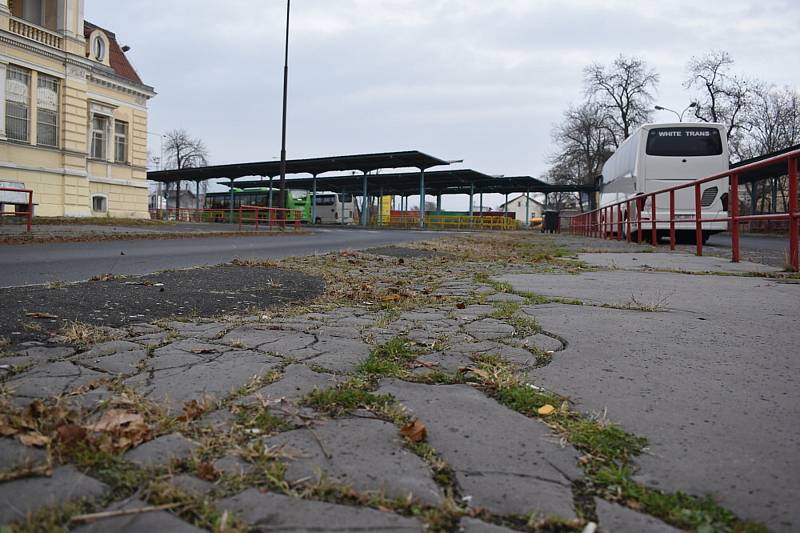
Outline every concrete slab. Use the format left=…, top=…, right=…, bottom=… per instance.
left=0, top=438, right=48, bottom=473
left=578, top=252, right=781, bottom=273
left=377, top=380, right=580, bottom=519
left=595, top=499, right=681, bottom=533
left=498, top=271, right=800, bottom=530
left=265, top=417, right=442, bottom=505
left=124, top=433, right=198, bottom=467
left=461, top=517, right=519, bottom=532
left=0, top=465, right=107, bottom=524
left=242, top=364, right=342, bottom=404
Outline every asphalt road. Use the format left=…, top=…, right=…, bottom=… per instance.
left=704, top=232, right=791, bottom=267
left=0, top=228, right=440, bottom=288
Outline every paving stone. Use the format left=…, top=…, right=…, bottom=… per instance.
left=167, top=321, right=228, bottom=340
left=216, top=488, right=421, bottom=531
left=124, top=433, right=198, bottom=467
left=129, top=331, right=172, bottom=346
left=335, top=316, right=375, bottom=328
left=449, top=340, right=506, bottom=356
left=196, top=408, right=236, bottom=431
left=399, top=310, right=449, bottom=322
left=243, top=364, right=342, bottom=404
left=0, top=438, right=48, bottom=473
left=220, top=327, right=316, bottom=354
left=461, top=517, right=519, bottom=532
left=265, top=417, right=442, bottom=505
left=415, top=351, right=474, bottom=373
left=522, top=334, right=564, bottom=353
left=315, top=325, right=362, bottom=339
left=71, top=498, right=204, bottom=532
left=486, top=293, right=527, bottom=303
left=304, top=338, right=372, bottom=373
left=454, top=305, right=495, bottom=320
left=474, top=286, right=497, bottom=295
left=4, top=361, right=105, bottom=401
left=378, top=380, right=580, bottom=518
left=78, top=349, right=148, bottom=376
left=463, top=319, right=516, bottom=341
left=67, top=386, right=113, bottom=412
left=595, top=499, right=681, bottom=533
left=0, top=465, right=107, bottom=524
left=128, top=323, right=162, bottom=335
left=169, top=474, right=216, bottom=497
left=126, top=350, right=281, bottom=412
left=213, top=455, right=254, bottom=476
left=18, top=345, right=75, bottom=360
left=79, top=340, right=142, bottom=359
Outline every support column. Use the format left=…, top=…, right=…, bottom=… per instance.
left=268, top=176, right=273, bottom=208
left=341, top=189, right=346, bottom=223
left=419, top=168, right=426, bottom=228
left=311, top=174, right=317, bottom=225
left=469, top=184, right=474, bottom=226
left=504, top=193, right=509, bottom=214
left=379, top=187, right=384, bottom=226
left=436, top=194, right=442, bottom=212
left=195, top=181, right=200, bottom=210
left=479, top=193, right=483, bottom=214
left=361, top=172, right=369, bottom=227
left=228, top=180, right=235, bottom=223
left=525, top=190, right=531, bottom=228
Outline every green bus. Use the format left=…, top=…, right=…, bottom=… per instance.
left=204, top=188, right=312, bottom=223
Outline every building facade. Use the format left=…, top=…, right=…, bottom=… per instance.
left=498, top=194, right=545, bottom=222
left=0, top=0, right=154, bottom=218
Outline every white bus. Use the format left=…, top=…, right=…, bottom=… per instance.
left=314, top=192, right=356, bottom=225
left=599, top=123, right=730, bottom=244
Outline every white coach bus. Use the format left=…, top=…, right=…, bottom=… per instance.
left=599, top=123, right=730, bottom=244
left=314, top=192, right=356, bottom=225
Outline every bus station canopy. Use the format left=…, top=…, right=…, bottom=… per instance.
left=732, top=143, right=800, bottom=184
left=147, top=150, right=450, bottom=183
left=225, top=171, right=597, bottom=196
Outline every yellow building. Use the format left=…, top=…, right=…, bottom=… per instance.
left=0, top=0, right=154, bottom=218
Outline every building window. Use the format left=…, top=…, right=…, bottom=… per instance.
left=36, top=74, right=59, bottom=147
left=114, top=121, right=128, bottom=163
left=93, top=36, right=106, bottom=62
left=5, top=65, right=31, bottom=143
left=90, top=114, right=108, bottom=159
left=92, top=195, right=107, bottom=213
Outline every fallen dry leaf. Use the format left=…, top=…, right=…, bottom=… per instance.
left=57, top=424, right=87, bottom=447
left=196, top=462, right=219, bottom=482
left=537, top=404, right=556, bottom=416
left=18, top=432, right=51, bottom=448
left=179, top=400, right=205, bottom=422
left=85, top=410, right=145, bottom=433
left=381, top=294, right=402, bottom=303
left=0, top=415, right=19, bottom=437
left=461, top=367, right=491, bottom=381
left=400, top=419, right=427, bottom=443
left=456, top=302, right=467, bottom=310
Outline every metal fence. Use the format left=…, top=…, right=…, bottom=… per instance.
left=562, top=149, right=800, bottom=272
left=0, top=187, right=34, bottom=232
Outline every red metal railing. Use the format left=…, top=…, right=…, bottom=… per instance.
left=150, top=208, right=231, bottom=223
left=238, top=205, right=302, bottom=231
left=562, top=149, right=800, bottom=272
left=0, top=187, right=34, bottom=232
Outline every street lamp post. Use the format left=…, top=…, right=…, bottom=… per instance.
left=277, top=0, right=291, bottom=215
left=654, top=103, right=697, bottom=122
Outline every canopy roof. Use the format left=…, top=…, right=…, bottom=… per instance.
left=147, top=151, right=449, bottom=183
left=224, top=171, right=597, bottom=196
left=731, top=145, right=800, bottom=184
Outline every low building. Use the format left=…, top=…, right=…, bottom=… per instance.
left=498, top=194, right=545, bottom=221
left=0, top=0, right=155, bottom=218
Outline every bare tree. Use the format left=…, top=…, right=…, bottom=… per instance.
left=163, top=129, right=209, bottom=171
left=550, top=101, right=615, bottom=185
left=584, top=55, right=659, bottom=146
left=685, top=51, right=754, bottom=157
left=161, top=129, right=210, bottom=209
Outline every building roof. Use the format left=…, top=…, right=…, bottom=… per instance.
left=499, top=193, right=545, bottom=209
left=84, top=21, right=144, bottom=85
left=731, top=144, right=800, bottom=184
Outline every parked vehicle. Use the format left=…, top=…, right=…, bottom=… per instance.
left=314, top=192, right=355, bottom=224
left=599, top=123, right=730, bottom=243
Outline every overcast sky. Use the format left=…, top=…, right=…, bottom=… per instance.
left=88, top=0, right=800, bottom=209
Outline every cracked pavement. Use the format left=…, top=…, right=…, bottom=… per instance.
left=0, top=234, right=796, bottom=532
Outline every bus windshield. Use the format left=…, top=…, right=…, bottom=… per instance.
left=646, top=127, right=723, bottom=157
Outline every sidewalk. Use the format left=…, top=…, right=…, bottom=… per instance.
left=0, top=233, right=795, bottom=532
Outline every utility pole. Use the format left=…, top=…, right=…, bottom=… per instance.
left=277, top=0, right=291, bottom=212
